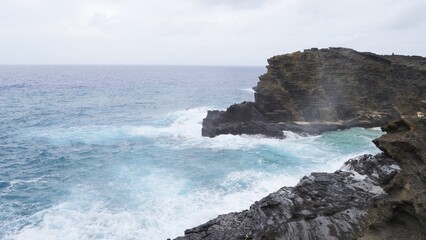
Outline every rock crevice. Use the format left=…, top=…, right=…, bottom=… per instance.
left=359, top=118, right=426, bottom=239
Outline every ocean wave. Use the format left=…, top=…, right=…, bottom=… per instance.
left=11, top=107, right=383, bottom=239
left=6, top=170, right=300, bottom=240
left=240, top=88, right=256, bottom=93
left=5, top=176, right=47, bottom=191
left=25, top=107, right=381, bottom=155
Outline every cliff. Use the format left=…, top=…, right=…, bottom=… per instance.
left=202, top=48, right=426, bottom=138
left=176, top=117, right=426, bottom=240
left=360, top=118, right=426, bottom=239
left=176, top=48, right=426, bottom=239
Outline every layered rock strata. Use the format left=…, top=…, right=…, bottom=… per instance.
left=202, top=48, right=426, bottom=138
left=359, top=117, right=426, bottom=239
left=188, top=48, right=426, bottom=239
left=175, top=153, right=399, bottom=240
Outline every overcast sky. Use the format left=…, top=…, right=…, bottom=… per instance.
left=1, top=0, right=425, bottom=65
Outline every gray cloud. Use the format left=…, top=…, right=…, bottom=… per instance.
left=0, top=0, right=425, bottom=65
left=198, top=0, right=275, bottom=9
left=385, top=2, right=426, bottom=30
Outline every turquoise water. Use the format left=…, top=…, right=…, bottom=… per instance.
left=0, top=66, right=382, bottom=239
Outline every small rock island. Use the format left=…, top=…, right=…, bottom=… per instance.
left=176, top=48, right=426, bottom=240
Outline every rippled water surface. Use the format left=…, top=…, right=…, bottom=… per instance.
left=0, top=66, right=382, bottom=239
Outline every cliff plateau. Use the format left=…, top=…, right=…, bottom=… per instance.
left=202, top=48, right=426, bottom=138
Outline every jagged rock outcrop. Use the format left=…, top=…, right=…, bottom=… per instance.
left=359, top=118, right=426, bottom=239
left=177, top=117, right=426, bottom=239
left=175, top=153, right=400, bottom=240
left=189, top=48, right=426, bottom=239
left=202, top=48, right=426, bottom=138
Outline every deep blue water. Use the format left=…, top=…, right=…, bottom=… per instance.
left=0, top=66, right=382, bottom=239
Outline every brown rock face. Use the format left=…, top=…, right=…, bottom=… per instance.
left=255, top=47, right=425, bottom=122
left=359, top=118, right=426, bottom=239
left=202, top=47, right=426, bottom=138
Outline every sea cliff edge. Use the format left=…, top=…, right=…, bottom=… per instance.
left=176, top=48, right=426, bottom=239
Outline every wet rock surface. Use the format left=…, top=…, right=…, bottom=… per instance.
left=188, top=48, right=426, bottom=239
left=359, top=118, right=426, bottom=240
left=175, top=153, right=399, bottom=240
left=202, top=48, right=426, bottom=138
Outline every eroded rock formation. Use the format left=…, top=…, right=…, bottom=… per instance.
left=176, top=117, right=426, bottom=239
left=186, top=48, right=426, bottom=239
left=202, top=48, right=426, bottom=138
left=359, top=118, right=426, bottom=239
left=175, top=153, right=399, bottom=240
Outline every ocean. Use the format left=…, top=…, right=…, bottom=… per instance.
left=0, top=65, right=382, bottom=239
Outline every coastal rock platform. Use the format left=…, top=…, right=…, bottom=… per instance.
left=202, top=48, right=426, bottom=138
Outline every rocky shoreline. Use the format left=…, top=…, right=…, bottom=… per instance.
left=175, top=48, right=426, bottom=239
left=175, top=153, right=399, bottom=240
left=202, top=48, right=425, bottom=138
left=176, top=118, right=425, bottom=239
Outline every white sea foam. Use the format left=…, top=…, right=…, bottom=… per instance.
left=127, top=107, right=326, bottom=152
left=240, top=88, right=256, bottom=93
left=14, top=107, right=382, bottom=239
left=7, top=170, right=300, bottom=240
left=8, top=177, right=46, bottom=188
left=31, top=107, right=320, bottom=151
left=3, top=176, right=47, bottom=193
left=28, top=107, right=379, bottom=165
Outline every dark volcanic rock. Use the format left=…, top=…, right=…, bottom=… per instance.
left=359, top=118, right=426, bottom=240
left=175, top=153, right=399, bottom=240
left=202, top=102, right=287, bottom=138
left=191, top=48, right=426, bottom=239
left=202, top=48, right=426, bottom=138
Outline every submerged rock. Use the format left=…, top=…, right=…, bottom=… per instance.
left=202, top=48, right=426, bottom=138
left=175, top=153, right=399, bottom=240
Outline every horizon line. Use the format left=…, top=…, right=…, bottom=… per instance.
left=0, top=63, right=265, bottom=67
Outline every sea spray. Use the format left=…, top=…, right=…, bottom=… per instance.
left=0, top=66, right=383, bottom=240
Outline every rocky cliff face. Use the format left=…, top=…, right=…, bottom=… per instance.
left=202, top=48, right=426, bottom=138
left=359, top=118, right=426, bottom=239
left=185, top=48, right=426, bottom=239
left=176, top=117, right=426, bottom=239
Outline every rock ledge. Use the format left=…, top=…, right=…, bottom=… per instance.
left=202, top=48, right=426, bottom=138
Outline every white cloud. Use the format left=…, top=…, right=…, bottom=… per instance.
left=0, top=0, right=425, bottom=64
left=196, top=0, right=276, bottom=9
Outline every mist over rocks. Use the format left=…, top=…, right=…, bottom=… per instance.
left=202, top=47, right=426, bottom=138
left=180, top=48, right=426, bottom=239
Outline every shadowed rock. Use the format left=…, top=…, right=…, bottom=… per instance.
left=202, top=48, right=426, bottom=138
left=186, top=48, right=426, bottom=239
left=359, top=118, right=426, bottom=239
